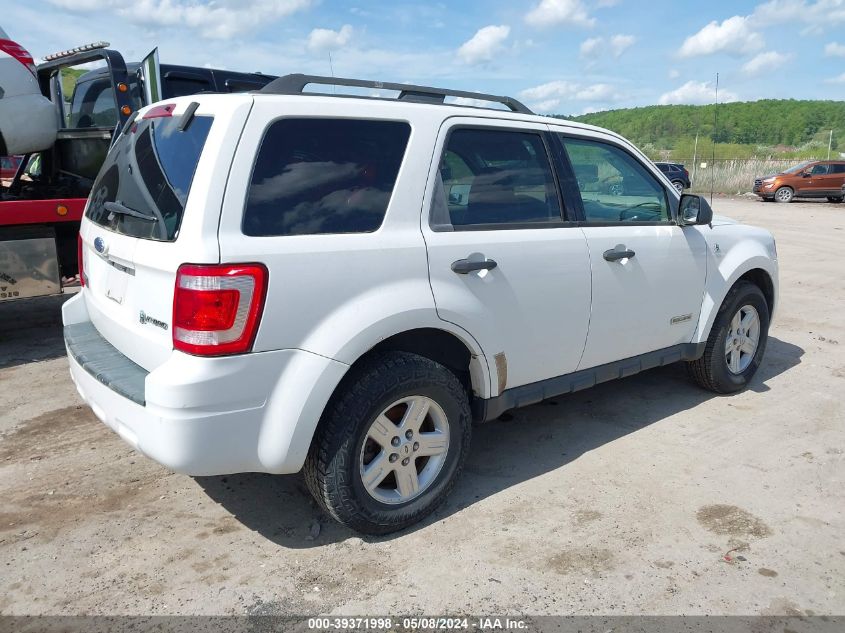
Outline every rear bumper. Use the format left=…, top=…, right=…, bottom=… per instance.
left=63, top=292, right=349, bottom=475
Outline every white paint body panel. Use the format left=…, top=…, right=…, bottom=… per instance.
left=65, top=92, right=778, bottom=476
left=577, top=224, right=707, bottom=369
left=422, top=117, right=591, bottom=391
left=80, top=96, right=252, bottom=372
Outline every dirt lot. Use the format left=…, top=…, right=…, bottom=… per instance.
left=0, top=197, right=843, bottom=617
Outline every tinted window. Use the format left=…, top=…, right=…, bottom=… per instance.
left=810, top=164, right=829, bottom=175
left=434, top=128, right=561, bottom=228
left=86, top=115, right=213, bottom=241
left=830, top=164, right=845, bottom=174
left=243, top=119, right=410, bottom=236
left=561, top=136, right=669, bottom=223
left=69, top=77, right=143, bottom=129
left=164, top=77, right=213, bottom=98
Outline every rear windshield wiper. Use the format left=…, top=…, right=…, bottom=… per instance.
left=104, top=200, right=158, bottom=222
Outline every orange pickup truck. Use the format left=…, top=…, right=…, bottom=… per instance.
left=754, top=160, right=845, bottom=203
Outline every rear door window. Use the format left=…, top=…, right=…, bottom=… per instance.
left=86, top=113, right=213, bottom=241
left=433, top=128, right=562, bottom=229
left=243, top=118, right=410, bottom=236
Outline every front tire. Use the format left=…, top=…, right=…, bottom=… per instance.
left=304, top=351, right=471, bottom=534
left=774, top=186, right=794, bottom=203
left=687, top=281, right=770, bottom=393
left=827, top=196, right=843, bottom=203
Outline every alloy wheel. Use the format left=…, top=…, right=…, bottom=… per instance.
left=725, top=304, right=760, bottom=374
left=359, top=395, right=450, bottom=505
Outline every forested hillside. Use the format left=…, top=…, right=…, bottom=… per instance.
left=563, top=100, right=845, bottom=159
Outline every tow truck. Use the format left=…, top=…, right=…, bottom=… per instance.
left=0, top=42, right=274, bottom=303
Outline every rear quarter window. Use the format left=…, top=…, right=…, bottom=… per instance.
left=243, top=118, right=411, bottom=236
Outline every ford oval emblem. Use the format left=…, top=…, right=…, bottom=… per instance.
left=94, top=237, right=105, bottom=254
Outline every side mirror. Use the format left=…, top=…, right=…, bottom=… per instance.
left=678, top=194, right=713, bottom=226
left=802, top=171, right=812, bottom=178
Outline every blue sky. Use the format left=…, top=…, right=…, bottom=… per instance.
left=6, top=0, right=845, bottom=114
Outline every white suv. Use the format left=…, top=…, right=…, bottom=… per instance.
left=64, top=75, right=778, bottom=534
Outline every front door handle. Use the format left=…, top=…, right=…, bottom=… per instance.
left=451, top=258, right=498, bottom=274
left=603, top=248, right=636, bottom=262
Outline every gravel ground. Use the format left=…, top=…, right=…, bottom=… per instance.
left=0, top=197, right=843, bottom=616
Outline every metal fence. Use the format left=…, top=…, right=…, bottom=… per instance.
left=669, top=158, right=803, bottom=194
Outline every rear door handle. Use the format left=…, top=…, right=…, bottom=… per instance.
left=451, top=258, right=498, bottom=274
left=603, top=248, right=636, bottom=262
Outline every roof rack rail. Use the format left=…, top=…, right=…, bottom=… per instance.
left=259, top=73, right=533, bottom=114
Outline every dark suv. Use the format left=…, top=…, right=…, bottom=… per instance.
left=655, top=162, right=691, bottom=192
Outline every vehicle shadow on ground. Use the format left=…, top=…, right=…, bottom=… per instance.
left=0, top=293, right=73, bottom=370
left=196, top=335, right=803, bottom=548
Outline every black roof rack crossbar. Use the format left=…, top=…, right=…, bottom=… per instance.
left=260, top=73, right=533, bottom=114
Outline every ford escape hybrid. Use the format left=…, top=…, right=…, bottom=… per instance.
left=64, top=74, right=779, bottom=534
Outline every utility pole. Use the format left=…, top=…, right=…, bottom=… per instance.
left=710, top=73, right=718, bottom=205
left=828, top=129, right=833, bottom=160
left=692, top=132, right=699, bottom=185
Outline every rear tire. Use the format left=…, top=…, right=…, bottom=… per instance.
left=687, top=281, right=770, bottom=394
left=304, top=351, right=471, bottom=534
left=672, top=180, right=685, bottom=193
left=774, top=186, right=793, bottom=203
left=827, top=196, right=843, bottom=203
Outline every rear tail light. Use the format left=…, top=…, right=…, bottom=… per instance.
left=173, top=263, right=268, bottom=356
left=77, top=234, right=86, bottom=286
left=0, top=38, right=36, bottom=76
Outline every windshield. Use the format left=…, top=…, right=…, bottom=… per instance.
left=85, top=113, right=213, bottom=241
left=784, top=161, right=812, bottom=174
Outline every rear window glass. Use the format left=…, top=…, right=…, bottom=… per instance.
left=243, top=118, right=411, bottom=236
left=86, top=114, right=213, bottom=241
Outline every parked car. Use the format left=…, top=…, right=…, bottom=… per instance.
left=753, top=160, right=845, bottom=203
left=0, top=26, right=58, bottom=155
left=0, top=155, right=22, bottom=179
left=655, top=162, right=692, bottom=192
left=64, top=74, right=779, bottom=534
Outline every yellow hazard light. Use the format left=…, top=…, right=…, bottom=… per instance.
left=121, top=105, right=132, bottom=116
left=56, top=205, right=68, bottom=216
left=117, top=82, right=128, bottom=92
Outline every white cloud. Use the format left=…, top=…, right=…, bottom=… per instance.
left=580, top=34, right=635, bottom=60
left=668, top=69, right=681, bottom=79
left=579, top=37, right=603, bottom=57
left=519, top=80, right=620, bottom=111
left=609, top=34, right=636, bottom=56
left=534, top=99, right=562, bottom=111
left=47, top=0, right=313, bottom=39
left=826, top=72, right=845, bottom=83
left=576, top=83, right=617, bottom=100
left=678, top=16, right=764, bottom=58
left=520, top=80, right=579, bottom=101
left=457, top=25, right=511, bottom=64
left=307, top=25, right=354, bottom=53
left=742, top=50, right=791, bottom=74
left=525, top=0, right=595, bottom=28
left=825, top=42, right=845, bottom=56
left=753, top=0, right=845, bottom=33
left=658, top=80, right=738, bottom=105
